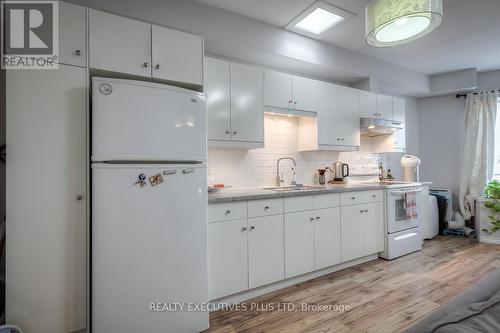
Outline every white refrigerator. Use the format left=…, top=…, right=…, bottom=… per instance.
left=91, top=77, right=208, bottom=333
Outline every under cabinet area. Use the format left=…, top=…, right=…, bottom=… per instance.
left=207, top=189, right=384, bottom=301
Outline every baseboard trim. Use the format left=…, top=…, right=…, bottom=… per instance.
left=210, top=254, right=379, bottom=306
left=478, top=235, right=500, bottom=244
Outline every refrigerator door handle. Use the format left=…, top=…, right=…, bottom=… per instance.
left=163, top=169, right=178, bottom=176
left=182, top=168, right=195, bottom=174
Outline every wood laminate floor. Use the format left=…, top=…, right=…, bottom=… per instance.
left=205, top=237, right=500, bottom=333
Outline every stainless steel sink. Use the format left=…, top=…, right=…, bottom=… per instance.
left=263, top=185, right=324, bottom=192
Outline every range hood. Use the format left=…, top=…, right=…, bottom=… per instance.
left=360, top=118, right=404, bottom=137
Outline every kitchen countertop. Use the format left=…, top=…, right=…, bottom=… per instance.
left=208, top=182, right=423, bottom=203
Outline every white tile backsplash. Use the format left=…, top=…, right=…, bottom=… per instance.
left=208, top=114, right=382, bottom=187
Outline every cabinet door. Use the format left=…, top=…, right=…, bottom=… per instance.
left=376, top=94, right=393, bottom=119
left=363, top=202, right=385, bottom=255
left=392, top=97, right=406, bottom=122
left=205, top=57, right=231, bottom=141
left=314, top=208, right=341, bottom=270
left=285, top=211, right=315, bottom=278
left=264, top=70, right=292, bottom=109
left=230, top=63, right=264, bottom=143
left=292, top=76, right=317, bottom=111
left=248, top=215, right=285, bottom=288
left=6, top=65, right=87, bottom=333
left=393, top=128, right=406, bottom=151
left=317, top=82, right=339, bottom=146
left=359, top=90, right=377, bottom=118
left=341, top=205, right=365, bottom=262
left=152, top=25, right=203, bottom=85
left=336, top=86, right=360, bottom=147
left=89, top=9, right=151, bottom=77
left=208, top=219, right=248, bottom=300
left=59, top=2, right=86, bottom=67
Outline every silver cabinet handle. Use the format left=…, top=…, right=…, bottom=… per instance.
left=225, top=209, right=232, bottom=215
left=294, top=101, right=298, bottom=105
left=310, top=217, right=315, bottom=222
left=76, top=195, right=83, bottom=201
left=163, top=169, right=177, bottom=175
left=364, top=209, right=369, bottom=213
left=241, top=227, right=247, bottom=232
left=182, top=168, right=195, bottom=174
left=143, top=62, right=149, bottom=68
left=250, top=226, right=255, bottom=231
left=264, top=206, right=270, bottom=210
left=233, top=131, right=237, bottom=135
left=288, top=100, right=292, bottom=108
left=341, top=138, right=345, bottom=141
left=316, top=216, right=320, bottom=220
left=351, top=197, right=356, bottom=200
left=360, top=210, right=364, bottom=214
left=372, top=194, right=376, bottom=198
left=155, top=64, right=160, bottom=69
left=225, top=130, right=230, bottom=135
left=74, top=49, right=81, bottom=56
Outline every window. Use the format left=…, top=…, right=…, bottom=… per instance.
left=493, top=99, right=500, bottom=179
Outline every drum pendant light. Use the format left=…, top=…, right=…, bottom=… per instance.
left=366, top=0, right=443, bottom=47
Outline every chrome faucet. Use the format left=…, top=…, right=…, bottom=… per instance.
left=276, top=157, right=297, bottom=187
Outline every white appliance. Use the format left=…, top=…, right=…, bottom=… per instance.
left=400, top=155, right=421, bottom=182
left=91, top=77, right=208, bottom=333
left=380, top=185, right=424, bottom=260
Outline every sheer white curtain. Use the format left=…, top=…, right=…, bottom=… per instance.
left=459, top=92, right=498, bottom=219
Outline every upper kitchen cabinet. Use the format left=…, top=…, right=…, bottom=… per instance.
left=205, top=57, right=231, bottom=141
left=393, top=97, right=406, bottom=122
left=230, top=63, right=264, bottom=143
left=376, top=94, right=393, bottom=120
left=152, top=25, right=203, bottom=85
left=89, top=10, right=204, bottom=87
left=359, top=91, right=392, bottom=120
left=89, top=10, right=152, bottom=77
left=59, top=2, right=87, bottom=67
left=298, top=82, right=359, bottom=152
left=264, top=70, right=317, bottom=112
left=205, top=57, right=264, bottom=147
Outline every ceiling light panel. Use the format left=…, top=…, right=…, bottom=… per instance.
left=285, top=1, right=355, bottom=39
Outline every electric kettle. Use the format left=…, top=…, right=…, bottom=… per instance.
left=330, top=162, right=350, bottom=181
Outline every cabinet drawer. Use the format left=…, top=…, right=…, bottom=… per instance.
left=363, top=190, right=384, bottom=203
left=208, top=202, right=247, bottom=223
left=314, top=193, right=340, bottom=209
left=340, top=191, right=363, bottom=206
left=284, top=196, right=314, bottom=213
left=248, top=198, right=283, bottom=218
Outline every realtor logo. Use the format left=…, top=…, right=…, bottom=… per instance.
left=1, top=0, right=58, bottom=69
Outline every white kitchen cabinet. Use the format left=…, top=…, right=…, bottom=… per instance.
left=248, top=215, right=285, bottom=288
left=6, top=65, right=87, bottom=333
left=59, top=2, right=87, bottom=67
left=230, top=63, right=264, bottom=143
left=299, top=83, right=359, bottom=151
left=264, top=70, right=317, bottom=112
left=392, top=97, right=406, bottom=122
left=359, top=90, right=377, bottom=118
left=314, top=208, right=342, bottom=270
left=363, top=202, right=385, bottom=254
left=89, top=10, right=152, bottom=77
left=393, top=128, right=406, bottom=152
left=205, top=57, right=231, bottom=141
left=208, top=219, right=248, bottom=300
left=376, top=94, right=393, bottom=120
left=292, top=76, right=317, bottom=111
left=341, top=205, right=365, bottom=262
left=264, top=70, right=293, bottom=109
left=152, top=25, right=203, bottom=85
left=285, top=211, right=315, bottom=278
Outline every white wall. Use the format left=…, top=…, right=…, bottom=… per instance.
left=208, top=115, right=381, bottom=187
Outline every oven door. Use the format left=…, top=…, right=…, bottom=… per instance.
left=387, top=188, right=423, bottom=233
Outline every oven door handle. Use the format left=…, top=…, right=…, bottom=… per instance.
left=389, top=188, right=423, bottom=196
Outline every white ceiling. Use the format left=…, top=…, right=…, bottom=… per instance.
left=198, top=0, right=500, bottom=75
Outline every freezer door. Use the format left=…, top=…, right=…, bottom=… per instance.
left=92, top=78, right=207, bottom=162
left=92, top=164, right=208, bottom=333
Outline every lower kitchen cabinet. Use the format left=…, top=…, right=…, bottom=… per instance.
left=341, top=202, right=384, bottom=262
left=285, top=211, right=315, bottom=278
left=314, top=208, right=342, bottom=270
left=208, top=219, right=248, bottom=300
left=248, top=215, right=285, bottom=288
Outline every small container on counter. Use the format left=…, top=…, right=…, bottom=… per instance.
left=318, top=169, right=326, bottom=185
